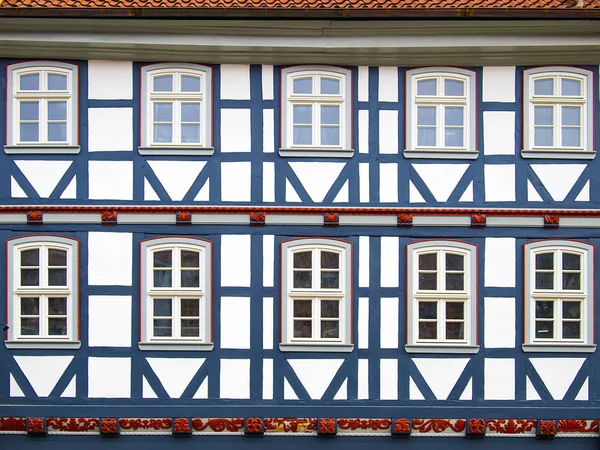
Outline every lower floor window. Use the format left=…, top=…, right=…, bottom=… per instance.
left=19, top=296, right=68, bottom=337
left=293, top=297, right=340, bottom=340
left=418, top=300, right=465, bottom=341
left=534, top=298, right=582, bottom=340
left=152, top=297, right=201, bottom=339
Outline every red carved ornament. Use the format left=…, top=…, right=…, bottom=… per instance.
left=245, top=418, right=263, bottom=433
left=101, top=418, right=118, bottom=434
left=250, top=211, right=266, bottom=223
left=28, top=418, right=44, bottom=433
left=118, top=419, right=172, bottom=430
left=263, top=418, right=317, bottom=432
left=324, top=212, right=338, bottom=223
left=412, top=419, right=466, bottom=433
left=557, top=420, right=599, bottom=433
left=0, top=418, right=26, bottom=432
left=27, top=211, right=42, bottom=221
left=337, top=419, right=391, bottom=431
left=544, top=214, right=560, bottom=225
left=539, top=420, right=556, bottom=436
left=173, top=418, right=190, bottom=433
left=102, top=210, right=117, bottom=222
left=319, top=419, right=336, bottom=434
left=486, top=419, right=537, bottom=434
left=176, top=211, right=191, bottom=222
left=468, top=418, right=485, bottom=434
left=471, top=213, right=486, bottom=224
left=192, top=418, right=245, bottom=432
left=393, top=419, right=410, bottom=434
left=397, top=213, right=413, bottom=223
left=46, top=418, right=98, bottom=432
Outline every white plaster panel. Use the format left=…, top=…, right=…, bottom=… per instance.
left=526, top=376, right=541, bottom=400
left=359, top=236, right=370, bottom=288
left=334, top=379, right=347, bottom=400
left=11, top=177, right=26, bottom=198
left=263, top=109, right=274, bottom=153
left=286, top=180, right=301, bottom=202
left=284, top=378, right=298, bottom=400
left=143, top=376, right=157, bottom=399
left=61, top=177, right=76, bottom=199
left=378, top=67, right=398, bottom=102
left=483, top=111, right=515, bottom=155
left=485, top=164, right=515, bottom=202
left=144, top=178, right=160, bottom=201
left=358, top=66, right=369, bottom=102
left=263, top=359, right=273, bottom=400
left=221, top=162, right=251, bottom=202
left=147, top=358, right=204, bottom=398
left=460, top=379, right=473, bottom=401
left=88, top=357, right=131, bottom=398
left=459, top=181, right=473, bottom=202
left=194, top=378, right=208, bottom=399
left=221, top=235, right=251, bottom=287
left=88, top=161, right=133, bottom=200
left=220, top=359, right=250, bottom=399
left=263, top=162, right=275, bottom=202
left=358, top=359, right=369, bottom=399
left=484, top=358, right=515, bottom=400
left=88, top=232, right=132, bottom=286
left=484, top=238, right=516, bottom=287
left=262, top=65, right=274, bottom=100
left=220, top=64, right=250, bottom=100
left=88, top=295, right=132, bottom=347
left=15, top=160, right=72, bottom=198
left=380, top=236, right=399, bottom=287
left=88, top=61, right=133, bottom=100
left=576, top=181, right=590, bottom=202
left=147, top=161, right=205, bottom=201
left=289, top=162, right=345, bottom=203
left=576, top=378, right=589, bottom=401
left=88, top=108, right=133, bottom=152
left=289, top=359, right=343, bottom=400
left=380, top=163, right=398, bottom=203
left=10, top=374, right=24, bottom=397
left=14, top=356, right=73, bottom=397
left=221, top=109, right=251, bottom=152
left=379, top=110, right=399, bottom=154
left=380, top=297, right=399, bottom=349
left=482, top=66, right=516, bottom=103
left=530, top=358, right=585, bottom=400
left=221, top=297, right=250, bottom=349
left=195, top=180, right=210, bottom=201
left=359, top=163, right=370, bottom=202
left=531, top=164, right=586, bottom=202
left=528, top=180, right=543, bottom=202
left=380, top=359, right=398, bottom=400
left=358, top=297, right=369, bottom=349
left=413, top=358, right=469, bottom=400
left=333, top=181, right=348, bottom=203
left=409, top=377, right=425, bottom=400
left=358, top=110, right=369, bottom=154
left=484, top=297, right=515, bottom=348
left=263, top=235, right=274, bottom=287
left=412, top=164, right=469, bottom=202
left=61, top=376, right=76, bottom=398
left=263, top=297, right=274, bottom=350
left=409, top=181, right=425, bottom=203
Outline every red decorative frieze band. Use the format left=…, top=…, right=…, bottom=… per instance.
left=27, top=210, right=42, bottom=225
left=119, top=418, right=172, bottom=432
left=245, top=418, right=263, bottom=435
left=173, top=418, right=191, bottom=435
left=250, top=211, right=266, bottom=225
left=0, top=418, right=26, bottom=432
left=27, top=418, right=45, bottom=435
left=176, top=211, right=191, bottom=225
left=337, top=418, right=391, bottom=432
left=538, top=420, right=556, bottom=438
left=393, top=419, right=411, bottom=435
left=486, top=419, right=537, bottom=435
left=557, top=420, right=599, bottom=434
left=47, top=418, right=99, bottom=433
left=467, top=418, right=485, bottom=436
left=100, top=418, right=118, bottom=435
left=318, top=418, right=336, bottom=436
left=264, top=418, right=317, bottom=434
left=192, top=418, right=245, bottom=434
left=412, top=419, right=466, bottom=435
left=101, top=210, right=117, bottom=225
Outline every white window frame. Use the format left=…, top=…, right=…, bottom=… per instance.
left=523, top=67, right=594, bottom=159
left=280, top=66, right=353, bottom=158
left=406, top=240, right=479, bottom=353
left=280, top=238, right=353, bottom=352
left=140, top=63, right=213, bottom=156
left=139, top=237, right=213, bottom=351
left=405, top=67, right=477, bottom=159
left=523, top=240, right=595, bottom=352
left=6, top=235, right=79, bottom=349
left=5, top=61, right=79, bottom=154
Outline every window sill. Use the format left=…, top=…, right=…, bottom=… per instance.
left=522, top=343, right=596, bottom=353
left=405, top=344, right=480, bottom=354
left=5, top=340, right=81, bottom=349
left=279, top=148, right=354, bottom=158
left=521, top=149, right=596, bottom=160
left=403, top=149, right=479, bottom=160
left=4, top=145, right=81, bottom=155
left=138, top=147, right=214, bottom=156
left=138, top=341, right=214, bottom=351
left=279, top=343, right=354, bottom=353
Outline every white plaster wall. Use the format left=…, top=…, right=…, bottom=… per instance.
left=221, top=235, right=251, bottom=287
left=484, top=297, right=516, bottom=348
left=147, top=358, right=205, bottom=398
left=88, top=108, right=133, bottom=152
left=263, top=109, right=274, bottom=153
left=88, top=61, right=133, bottom=100
left=484, top=238, right=516, bottom=287
left=484, top=358, right=515, bottom=400
left=380, top=236, right=399, bottom=287
left=379, top=110, right=399, bottom=154
left=263, top=235, right=274, bottom=287
left=263, top=161, right=275, bottom=202
left=380, top=359, right=398, bottom=400
left=358, top=66, right=369, bottom=102
left=359, top=163, right=369, bottom=202
left=88, top=232, right=133, bottom=286
left=378, top=67, right=398, bottom=102
left=379, top=163, right=398, bottom=203
left=220, top=359, right=250, bottom=399
left=380, top=297, right=399, bottom=349
left=220, top=65, right=251, bottom=100
left=358, top=359, right=369, bottom=399
left=263, top=297, right=273, bottom=350
left=359, top=110, right=369, bottom=154
left=359, top=236, right=370, bottom=288
left=262, top=65, right=274, bottom=100
left=263, top=359, right=273, bottom=400
left=14, top=356, right=73, bottom=397
left=358, top=297, right=369, bottom=349
left=483, top=111, right=515, bottom=155
left=221, top=109, right=251, bottom=152
left=482, top=67, right=516, bottom=103
left=15, top=160, right=72, bottom=198
left=88, top=295, right=132, bottom=347
left=221, top=162, right=251, bottom=202
left=220, top=297, right=250, bottom=349
left=88, top=357, right=131, bottom=398
left=484, top=164, right=515, bottom=202
left=88, top=161, right=133, bottom=200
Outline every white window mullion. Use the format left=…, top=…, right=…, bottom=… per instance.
left=40, top=295, right=48, bottom=338
left=173, top=296, right=182, bottom=339
left=438, top=299, right=445, bottom=341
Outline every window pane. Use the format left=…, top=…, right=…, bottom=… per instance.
left=419, top=253, right=437, bottom=270
left=294, top=251, right=312, bottom=268
left=154, top=299, right=172, bottom=316
left=445, top=107, right=463, bottom=126
left=321, top=105, right=339, bottom=125
left=293, top=271, right=312, bottom=289
left=294, top=300, right=312, bottom=318
left=48, top=318, right=67, bottom=336
left=535, top=272, right=553, bottom=290
left=536, top=253, right=554, bottom=270
left=293, top=126, right=312, bottom=145
left=181, top=75, right=201, bottom=92
left=444, top=79, right=464, bottom=96
left=446, top=273, right=464, bottom=290
left=321, top=321, right=339, bottom=339
left=563, top=253, right=581, bottom=270
left=21, top=297, right=39, bottom=315
left=535, top=321, right=554, bottom=338
left=419, top=273, right=437, bottom=290
left=20, top=102, right=39, bottom=120
left=419, top=301, right=437, bottom=319
left=417, top=128, right=436, bottom=147
left=154, top=124, right=172, bottom=143
left=21, top=249, right=39, bottom=266
left=534, top=78, right=553, bottom=96
left=154, top=250, right=172, bottom=268
left=535, top=301, right=554, bottom=318
left=293, top=320, right=312, bottom=338
left=48, top=268, right=67, bottom=286
left=563, top=272, right=581, bottom=290
left=321, top=272, right=339, bottom=289
left=417, top=79, right=436, bottom=96
left=48, top=101, right=67, bottom=126
left=48, top=123, right=67, bottom=142
left=445, top=128, right=464, bottom=147
left=446, top=302, right=464, bottom=319
left=419, top=322, right=437, bottom=339
left=321, top=300, right=339, bottom=318
left=181, top=298, right=200, bottom=316
left=446, top=253, right=464, bottom=271
left=534, top=106, right=553, bottom=125
left=48, top=297, right=67, bottom=315
left=48, top=249, right=66, bottom=267
left=181, top=124, right=200, bottom=143
left=181, top=250, right=199, bottom=268
left=153, top=319, right=172, bottom=337
left=181, top=319, right=200, bottom=337
left=20, top=73, right=40, bottom=91
left=293, top=77, right=312, bottom=94
left=534, top=128, right=553, bottom=147
left=563, top=301, right=581, bottom=319
left=321, top=126, right=340, bottom=146
left=181, top=270, right=200, bottom=288
left=321, top=252, right=339, bottom=269
left=20, top=123, right=39, bottom=142
left=21, top=318, right=39, bottom=335
left=48, top=73, right=67, bottom=91
left=21, top=269, right=39, bottom=287
left=154, top=103, right=173, bottom=122
left=154, top=270, right=172, bottom=288
left=446, top=322, right=464, bottom=340
left=181, top=103, right=200, bottom=122
left=561, top=78, right=581, bottom=96
left=153, top=75, right=173, bottom=92
left=293, top=105, right=312, bottom=124
left=417, top=106, right=436, bottom=126
left=562, top=106, right=581, bottom=126
left=321, top=77, right=340, bottom=95
left=562, top=321, right=581, bottom=339
left=562, top=128, right=581, bottom=147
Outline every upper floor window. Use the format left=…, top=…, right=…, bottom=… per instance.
left=6, top=62, right=79, bottom=154
left=405, top=68, right=477, bottom=159
left=280, top=238, right=353, bottom=352
left=280, top=66, right=353, bottom=158
left=523, top=240, right=595, bottom=352
left=140, top=64, right=213, bottom=156
left=6, top=236, right=79, bottom=348
left=406, top=240, right=478, bottom=353
left=139, top=237, right=213, bottom=350
left=523, top=67, right=594, bottom=159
